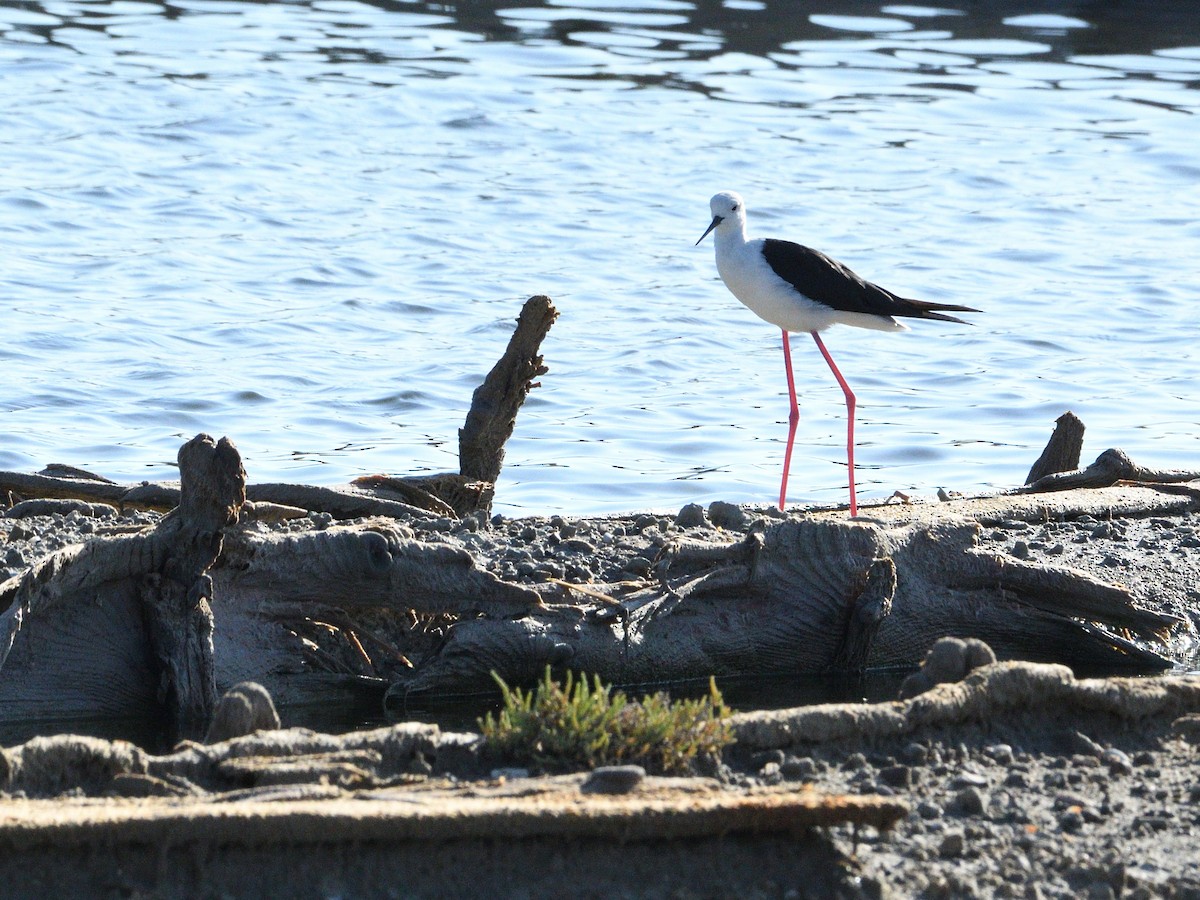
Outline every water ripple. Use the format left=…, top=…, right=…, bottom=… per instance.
left=0, top=0, right=1197, bottom=513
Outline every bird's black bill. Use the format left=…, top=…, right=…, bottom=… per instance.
left=695, top=215, right=722, bottom=245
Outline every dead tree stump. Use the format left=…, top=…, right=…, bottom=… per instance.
left=141, top=435, right=246, bottom=738
left=459, top=295, right=559, bottom=488
left=1025, top=412, right=1085, bottom=485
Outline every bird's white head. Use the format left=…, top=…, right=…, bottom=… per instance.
left=695, top=191, right=747, bottom=245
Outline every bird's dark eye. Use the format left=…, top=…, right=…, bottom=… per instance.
left=731, top=204, right=739, bottom=211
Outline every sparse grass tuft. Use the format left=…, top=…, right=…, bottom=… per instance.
left=478, top=667, right=734, bottom=774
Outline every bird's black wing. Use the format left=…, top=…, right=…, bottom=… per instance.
left=761, top=239, right=978, bottom=323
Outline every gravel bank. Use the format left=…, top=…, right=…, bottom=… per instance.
left=3, top=491, right=1200, bottom=897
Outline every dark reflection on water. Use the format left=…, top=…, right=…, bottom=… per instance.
left=9, top=0, right=1200, bottom=67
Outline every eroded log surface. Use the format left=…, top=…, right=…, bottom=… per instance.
left=387, top=497, right=1189, bottom=704
left=0, top=434, right=244, bottom=734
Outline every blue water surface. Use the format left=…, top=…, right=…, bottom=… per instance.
left=2, top=0, right=1198, bottom=516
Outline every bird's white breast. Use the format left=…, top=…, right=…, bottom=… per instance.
left=714, top=234, right=905, bottom=334
left=714, top=236, right=839, bottom=333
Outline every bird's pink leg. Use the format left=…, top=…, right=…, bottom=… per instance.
left=779, top=329, right=800, bottom=510
left=810, top=331, right=858, bottom=517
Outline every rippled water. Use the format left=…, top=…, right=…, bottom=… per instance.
left=2, top=0, right=1198, bottom=516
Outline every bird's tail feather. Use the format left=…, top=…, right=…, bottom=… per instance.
left=899, top=298, right=981, bottom=325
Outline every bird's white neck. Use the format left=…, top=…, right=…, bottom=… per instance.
left=713, top=218, right=751, bottom=261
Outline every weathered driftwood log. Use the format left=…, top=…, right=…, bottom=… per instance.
left=0, top=295, right=558, bottom=521
left=0, top=434, right=244, bottom=735
left=1024, top=411, right=1085, bottom=485
left=0, top=438, right=544, bottom=724
left=385, top=504, right=1187, bottom=706
left=1020, top=447, right=1200, bottom=493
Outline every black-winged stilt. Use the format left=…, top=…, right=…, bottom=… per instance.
left=696, top=190, right=978, bottom=516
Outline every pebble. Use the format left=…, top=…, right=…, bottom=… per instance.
left=1059, top=808, right=1086, bottom=832
left=878, top=764, right=912, bottom=788
left=939, top=832, right=965, bottom=858
left=780, top=756, right=817, bottom=780
left=949, top=786, right=988, bottom=817
left=560, top=538, right=596, bottom=554
left=1072, top=731, right=1104, bottom=757
left=917, top=800, right=944, bottom=820
left=750, top=749, right=785, bottom=769
left=581, top=765, right=646, bottom=795
left=984, top=744, right=1015, bottom=765
left=842, top=752, right=868, bottom=771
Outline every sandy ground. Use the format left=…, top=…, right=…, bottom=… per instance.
left=2, top=486, right=1200, bottom=898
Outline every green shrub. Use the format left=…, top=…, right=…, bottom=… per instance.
left=478, top=667, right=734, bottom=774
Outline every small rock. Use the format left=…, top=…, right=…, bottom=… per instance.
left=962, top=638, right=997, bottom=670
left=917, top=800, right=944, bottom=820
left=1010, top=540, right=1030, bottom=559
left=984, top=744, right=1014, bottom=765
left=707, top=500, right=746, bottom=531
left=204, top=682, right=280, bottom=744
left=898, top=671, right=934, bottom=699
left=1059, top=807, right=1086, bottom=833
left=582, top=765, right=646, bottom=795
left=780, top=756, right=817, bottom=780
left=878, top=764, right=912, bottom=789
left=750, top=749, right=785, bottom=769
left=939, top=831, right=965, bottom=858
left=900, top=742, right=929, bottom=766
left=1071, top=731, right=1104, bottom=757
left=1101, top=748, right=1133, bottom=775
left=949, top=786, right=988, bottom=817
left=623, top=555, right=654, bottom=577
left=922, top=638, right=969, bottom=684
left=951, top=771, right=988, bottom=789
left=1004, top=771, right=1029, bottom=789
left=674, top=503, right=707, bottom=528
left=841, top=752, right=868, bottom=771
